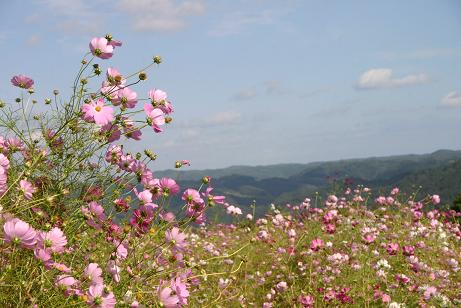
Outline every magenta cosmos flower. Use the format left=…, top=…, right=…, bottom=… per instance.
left=11, top=74, right=34, bottom=89
left=19, top=179, right=36, bottom=200
left=37, top=227, right=67, bottom=253
left=82, top=99, right=114, bottom=126
left=3, top=218, right=37, bottom=249
left=89, top=37, right=114, bottom=59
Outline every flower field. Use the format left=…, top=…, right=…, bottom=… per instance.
left=0, top=36, right=460, bottom=307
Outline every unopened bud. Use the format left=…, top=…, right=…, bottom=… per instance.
left=0, top=100, right=5, bottom=108
left=45, top=98, right=52, bottom=105
left=138, top=72, right=147, bottom=80
left=80, top=79, right=88, bottom=85
left=153, top=55, right=162, bottom=64
left=81, top=59, right=87, bottom=65
left=202, top=176, right=211, bottom=185
left=28, top=88, right=34, bottom=94
left=53, top=90, right=59, bottom=95
left=15, top=98, right=21, bottom=103
left=175, top=161, right=182, bottom=168
left=165, top=116, right=172, bottom=124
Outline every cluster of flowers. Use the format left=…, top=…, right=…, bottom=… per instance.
left=187, top=186, right=460, bottom=307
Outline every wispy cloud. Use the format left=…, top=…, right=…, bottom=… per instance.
left=233, top=88, right=257, bottom=101
left=378, top=48, right=461, bottom=60
left=40, top=0, right=104, bottom=34
left=356, top=68, right=429, bottom=90
left=116, top=0, right=206, bottom=32
left=179, top=110, right=242, bottom=129
left=264, top=79, right=286, bottom=95
left=441, top=91, right=461, bottom=107
left=209, top=9, right=277, bottom=37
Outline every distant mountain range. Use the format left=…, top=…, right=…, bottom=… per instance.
left=156, top=150, right=461, bottom=216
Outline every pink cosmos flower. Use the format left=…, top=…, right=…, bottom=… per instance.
left=298, top=294, right=314, bottom=307
left=37, top=227, right=67, bottom=253
left=106, top=67, right=125, bottom=85
left=34, top=248, right=52, bottom=262
left=3, top=218, right=37, bottom=248
left=19, top=179, right=36, bottom=200
left=386, top=243, right=399, bottom=255
left=158, top=286, right=179, bottom=308
left=0, top=153, right=9, bottom=171
left=165, top=227, right=187, bottom=250
left=310, top=238, right=324, bottom=251
left=159, top=177, right=180, bottom=196
left=431, top=195, right=440, bottom=205
left=84, top=263, right=104, bottom=285
left=202, top=187, right=225, bottom=206
left=113, top=87, right=137, bottom=109
left=182, top=189, right=202, bottom=205
left=107, top=260, right=121, bottom=283
left=11, top=74, right=34, bottom=89
left=100, top=123, right=121, bottom=143
left=87, top=283, right=117, bottom=308
left=89, top=37, right=114, bottom=59
left=121, top=117, right=142, bottom=140
left=171, top=277, right=189, bottom=305
left=143, top=104, right=165, bottom=133
left=148, top=88, right=173, bottom=114
left=55, top=275, right=77, bottom=288
left=82, top=99, right=114, bottom=126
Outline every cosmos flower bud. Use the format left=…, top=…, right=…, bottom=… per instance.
left=45, top=98, right=52, bottom=104
left=153, top=55, right=162, bottom=64
left=28, top=88, right=34, bottom=94
left=165, top=116, right=172, bottom=123
left=138, top=72, right=147, bottom=80
left=53, top=90, right=59, bottom=95
left=202, top=176, right=211, bottom=184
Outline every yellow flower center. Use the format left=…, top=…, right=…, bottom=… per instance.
left=95, top=106, right=102, bottom=112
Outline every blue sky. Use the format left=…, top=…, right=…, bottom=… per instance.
left=1, top=0, right=460, bottom=169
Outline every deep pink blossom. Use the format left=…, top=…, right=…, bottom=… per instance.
left=310, top=238, right=324, bottom=251
left=11, top=74, right=34, bottom=89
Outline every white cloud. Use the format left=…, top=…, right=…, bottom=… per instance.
left=441, top=91, right=461, bottom=107
left=356, top=68, right=429, bottom=89
left=116, top=0, right=206, bottom=32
